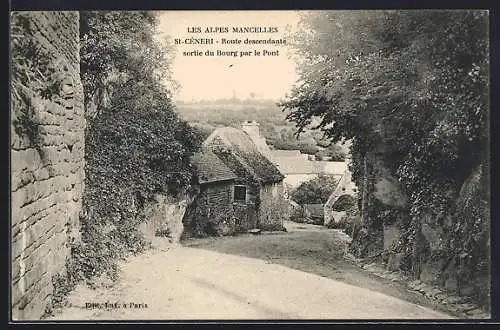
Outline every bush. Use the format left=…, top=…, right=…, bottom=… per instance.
left=327, top=205, right=361, bottom=237
left=290, top=212, right=305, bottom=223
left=52, top=12, right=203, bottom=306
left=332, top=195, right=356, bottom=212
left=291, top=174, right=338, bottom=204
left=315, top=145, right=346, bottom=161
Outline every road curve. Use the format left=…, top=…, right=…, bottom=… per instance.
left=50, top=246, right=453, bottom=320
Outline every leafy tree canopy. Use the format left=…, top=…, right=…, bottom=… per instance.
left=281, top=10, right=489, bottom=217
left=291, top=174, right=339, bottom=205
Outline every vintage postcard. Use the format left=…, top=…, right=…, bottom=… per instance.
left=10, top=9, right=491, bottom=321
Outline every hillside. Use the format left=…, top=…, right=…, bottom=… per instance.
left=175, top=99, right=350, bottom=160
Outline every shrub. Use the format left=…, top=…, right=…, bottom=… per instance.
left=291, top=174, right=338, bottom=204
left=332, top=195, right=356, bottom=212
left=315, top=145, right=346, bottom=161
left=327, top=205, right=361, bottom=237
left=52, top=12, right=203, bottom=307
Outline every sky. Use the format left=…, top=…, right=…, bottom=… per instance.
left=156, top=11, right=301, bottom=102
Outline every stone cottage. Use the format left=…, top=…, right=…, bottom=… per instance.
left=183, top=126, right=287, bottom=237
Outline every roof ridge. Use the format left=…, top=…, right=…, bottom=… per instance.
left=203, top=126, right=284, bottom=184
left=217, top=129, right=264, bottom=183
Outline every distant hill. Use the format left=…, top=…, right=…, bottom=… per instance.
left=174, top=99, right=350, bottom=160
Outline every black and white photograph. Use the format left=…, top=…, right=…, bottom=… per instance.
left=10, top=9, right=491, bottom=321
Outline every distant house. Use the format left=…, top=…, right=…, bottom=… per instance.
left=233, top=122, right=347, bottom=191
left=270, top=152, right=346, bottom=189
left=183, top=126, right=287, bottom=237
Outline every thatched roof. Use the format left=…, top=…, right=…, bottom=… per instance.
left=204, top=127, right=284, bottom=185
left=190, top=150, right=238, bottom=184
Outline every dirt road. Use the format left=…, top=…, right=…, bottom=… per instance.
left=48, top=222, right=453, bottom=320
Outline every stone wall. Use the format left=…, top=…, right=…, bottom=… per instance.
left=183, top=181, right=237, bottom=237
left=258, top=182, right=287, bottom=231
left=357, top=151, right=408, bottom=254
left=11, top=12, right=85, bottom=320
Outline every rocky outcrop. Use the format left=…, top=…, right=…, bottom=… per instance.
left=353, top=144, right=489, bottom=309
left=138, top=194, right=195, bottom=247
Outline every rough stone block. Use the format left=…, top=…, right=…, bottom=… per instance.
left=11, top=235, right=25, bottom=261
left=12, top=149, right=42, bottom=172
left=11, top=278, right=24, bottom=308
left=20, top=263, right=49, bottom=302
left=25, top=216, right=58, bottom=253
left=22, top=245, right=51, bottom=287
left=11, top=11, right=84, bottom=320
left=373, top=176, right=407, bottom=208
left=139, top=194, right=189, bottom=244
left=12, top=259, right=21, bottom=283
left=33, top=167, right=51, bottom=181
left=386, top=252, right=404, bottom=271
left=11, top=190, right=26, bottom=224
left=12, top=171, right=36, bottom=192
left=37, top=111, right=61, bottom=126
left=459, top=285, right=476, bottom=296
left=14, top=274, right=52, bottom=319
left=17, top=196, right=56, bottom=227
left=21, top=287, right=51, bottom=320
left=445, top=275, right=458, bottom=292
left=11, top=129, right=32, bottom=151
left=45, top=102, right=67, bottom=116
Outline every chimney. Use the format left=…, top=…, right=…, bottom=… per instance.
left=241, top=120, right=260, bottom=140
left=241, top=121, right=273, bottom=161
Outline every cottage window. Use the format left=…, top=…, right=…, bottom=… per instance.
left=233, top=185, right=247, bottom=202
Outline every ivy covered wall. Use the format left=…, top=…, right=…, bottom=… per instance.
left=11, top=11, right=85, bottom=320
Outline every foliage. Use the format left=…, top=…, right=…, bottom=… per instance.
left=315, top=144, right=346, bottom=161
left=80, top=11, right=178, bottom=121
left=281, top=10, right=489, bottom=303
left=10, top=12, right=60, bottom=153
left=331, top=194, right=356, bottom=212
left=175, top=100, right=347, bottom=158
left=59, top=11, right=203, bottom=293
left=327, top=204, right=361, bottom=237
left=291, top=174, right=338, bottom=205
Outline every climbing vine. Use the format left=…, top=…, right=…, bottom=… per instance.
left=11, top=12, right=62, bottom=152
left=50, top=12, right=204, bottom=308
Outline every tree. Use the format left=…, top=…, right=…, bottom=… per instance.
left=281, top=10, right=489, bottom=216
left=80, top=11, right=178, bottom=122
left=280, top=10, right=489, bottom=305
left=291, top=174, right=338, bottom=205
left=315, top=144, right=346, bottom=161
left=77, top=11, right=203, bottom=280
